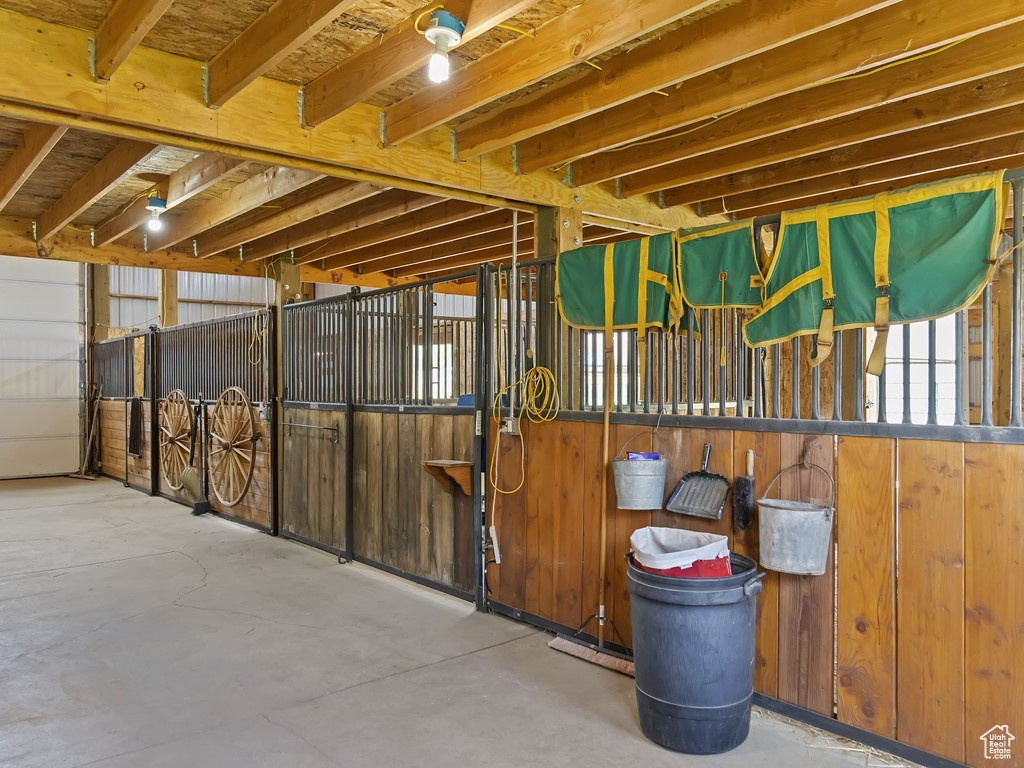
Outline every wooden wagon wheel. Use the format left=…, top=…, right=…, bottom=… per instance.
left=159, top=389, right=193, bottom=491
left=208, top=386, right=258, bottom=507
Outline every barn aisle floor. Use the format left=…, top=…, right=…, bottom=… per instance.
left=0, top=478, right=906, bottom=768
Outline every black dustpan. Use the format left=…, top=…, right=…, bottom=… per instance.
left=665, top=443, right=730, bottom=520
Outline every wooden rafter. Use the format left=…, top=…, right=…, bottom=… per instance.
left=454, top=0, right=896, bottom=159
left=300, top=0, right=535, bottom=128
left=0, top=9, right=695, bottom=230
left=146, top=166, right=324, bottom=251
left=396, top=241, right=533, bottom=277
left=94, top=154, right=245, bottom=246
left=576, top=21, right=1024, bottom=186
left=384, top=0, right=718, bottom=145
left=36, top=139, right=159, bottom=241
left=515, top=0, right=1024, bottom=174
left=206, top=0, right=358, bottom=107
left=364, top=221, right=533, bottom=274
left=195, top=180, right=382, bottom=257
left=242, top=190, right=441, bottom=262
left=700, top=136, right=1024, bottom=218
left=661, top=101, right=1024, bottom=207
left=310, top=199, right=493, bottom=268
left=335, top=209, right=516, bottom=271
left=0, top=123, right=67, bottom=212
left=92, top=0, right=175, bottom=81
left=623, top=68, right=1024, bottom=198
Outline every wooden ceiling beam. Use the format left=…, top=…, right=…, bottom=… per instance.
left=243, top=190, right=441, bottom=261
left=0, top=123, right=67, bottom=212
left=395, top=240, right=535, bottom=277
left=308, top=199, right=493, bottom=267
left=332, top=209, right=515, bottom=271
left=383, top=0, right=717, bottom=145
left=36, top=139, right=159, bottom=241
left=94, top=154, right=245, bottom=246
left=661, top=103, right=1024, bottom=207
left=364, top=221, right=532, bottom=273
left=0, top=8, right=697, bottom=230
left=194, top=180, right=382, bottom=257
left=622, top=67, right=1024, bottom=197
left=702, top=137, right=1024, bottom=218
left=92, top=0, right=175, bottom=81
left=454, top=0, right=896, bottom=159
left=515, top=0, right=1024, bottom=174
left=206, top=0, right=359, bottom=107
left=577, top=21, right=1024, bottom=186
left=147, top=165, right=323, bottom=250
left=300, top=0, right=534, bottom=128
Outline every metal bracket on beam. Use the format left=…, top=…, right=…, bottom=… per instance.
left=450, top=130, right=463, bottom=163
left=696, top=201, right=704, bottom=218
left=614, top=178, right=623, bottom=199
left=31, top=221, right=37, bottom=242
left=297, top=89, right=310, bottom=131
left=192, top=240, right=199, bottom=258
left=511, top=144, right=522, bottom=176
left=289, top=250, right=295, bottom=265
left=239, top=246, right=245, bottom=263
left=657, top=191, right=667, bottom=209
left=90, top=228, right=95, bottom=247
left=561, top=163, right=575, bottom=188
left=378, top=112, right=394, bottom=149
left=87, top=38, right=97, bottom=80
left=201, top=67, right=211, bottom=108
left=143, top=233, right=149, bottom=252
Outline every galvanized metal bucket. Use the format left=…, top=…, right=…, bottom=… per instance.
left=611, top=432, right=667, bottom=510
left=757, top=462, right=835, bottom=576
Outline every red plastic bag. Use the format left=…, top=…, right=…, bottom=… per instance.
left=630, top=527, right=733, bottom=578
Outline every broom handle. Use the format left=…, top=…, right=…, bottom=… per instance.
left=598, top=336, right=614, bottom=647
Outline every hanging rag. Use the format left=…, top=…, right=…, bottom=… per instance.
left=743, top=171, right=1007, bottom=374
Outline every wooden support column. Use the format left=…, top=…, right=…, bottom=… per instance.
left=158, top=269, right=178, bottom=327
left=534, top=207, right=581, bottom=371
left=91, top=264, right=111, bottom=341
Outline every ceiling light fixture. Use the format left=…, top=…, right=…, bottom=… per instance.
left=145, top=195, right=166, bottom=233
left=424, top=10, right=465, bottom=84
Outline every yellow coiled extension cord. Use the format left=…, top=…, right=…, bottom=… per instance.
left=488, top=365, right=559, bottom=496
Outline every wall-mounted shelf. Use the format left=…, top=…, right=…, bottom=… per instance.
left=422, top=459, right=473, bottom=495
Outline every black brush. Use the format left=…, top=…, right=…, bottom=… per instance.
left=733, top=449, right=755, bottom=531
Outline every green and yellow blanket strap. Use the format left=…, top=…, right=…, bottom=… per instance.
left=677, top=219, right=765, bottom=368
left=556, top=232, right=687, bottom=399
left=743, top=171, right=1007, bottom=374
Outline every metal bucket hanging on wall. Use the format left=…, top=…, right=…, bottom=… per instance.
left=757, top=461, right=835, bottom=576
left=611, top=432, right=667, bottom=510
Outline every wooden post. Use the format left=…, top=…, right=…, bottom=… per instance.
left=91, top=264, right=111, bottom=341
left=534, top=206, right=581, bottom=370
left=157, top=269, right=178, bottom=327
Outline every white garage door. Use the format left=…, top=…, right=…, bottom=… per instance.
left=0, top=256, right=83, bottom=479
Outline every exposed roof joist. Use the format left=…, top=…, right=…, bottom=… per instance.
left=94, top=154, right=245, bottom=246
left=92, top=0, right=176, bottom=81
left=384, top=0, right=720, bottom=145
left=515, top=0, right=1024, bottom=175
left=454, top=0, right=897, bottom=159
left=147, top=166, right=324, bottom=251
left=36, top=139, right=160, bottom=241
left=300, top=0, right=535, bottom=128
left=629, top=68, right=1024, bottom=199
left=205, top=0, right=359, bottom=107
left=309, top=199, right=494, bottom=268
left=661, top=101, right=1024, bottom=207
left=576, top=21, right=1024, bottom=186
left=369, top=220, right=533, bottom=274
left=243, top=190, right=442, bottom=262
left=195, top=179, right=382, bottom=257
left=0, top=123, right=67, bottom=212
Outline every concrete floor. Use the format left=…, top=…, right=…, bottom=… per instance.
left=0, top=478, right=904, bottom=768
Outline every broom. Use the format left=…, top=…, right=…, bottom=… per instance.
left=549, top=271, right=633, bottom=676
left=180, top=400, right=211, bottom=514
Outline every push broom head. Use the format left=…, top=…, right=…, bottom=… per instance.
left=180, top=464, right=203, bottom=502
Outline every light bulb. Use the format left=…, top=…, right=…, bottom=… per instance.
left=428, top=50, right=449, bottom=84
left=146, top=213, right=163, bottom=233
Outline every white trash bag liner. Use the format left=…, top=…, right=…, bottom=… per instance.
left=630, top=526, right=729, bottom=571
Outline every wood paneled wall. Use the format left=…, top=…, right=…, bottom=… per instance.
left=281, top=406, right=347, bottom=552
left=489, top=418, right=1024, bottom=766
left=352, top=411, right=475, bottom=595
left=98, top=398, right=150, bottom=487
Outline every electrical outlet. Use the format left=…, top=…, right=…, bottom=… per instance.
left=502, top=418, right=519, bottom=436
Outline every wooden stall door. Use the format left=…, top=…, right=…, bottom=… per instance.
left=281, top=406, right=347, bottom=554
